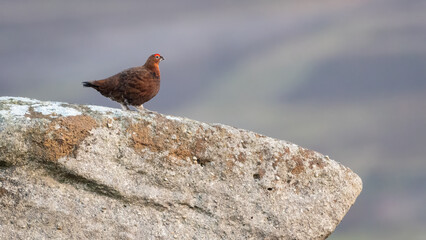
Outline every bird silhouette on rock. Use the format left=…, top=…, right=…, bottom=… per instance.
left=83, top=53, right=164, bottom=112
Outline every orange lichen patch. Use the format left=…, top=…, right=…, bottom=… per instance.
left=169, top=148, right=193, bottom=161
left=39, top=115, right=97, bottom=162
left=292, top=180, right=301, bottom=194
left=25, top=106, right=56, bottom=119
left=236, top=152, right=246, bottom=163
left=298, top=147, right=316, bottom=159
left=0, top=187, right=8, bottom=197
left=291, top=147, right=328, bottom=171
left=284, top=147, right=290, bottom=154
left=128, top=122, right=155, bottom=151
left=290, top=155, right=305, bottom=175
left=272, top=160, right=279, bottom=169
left=272, top=151, right=287, bottom=169
left=253, top=133, right=265, bottom=139
left=309, top=158, right=327, bottom=169
left=127, top=116, right=206, bottom=162
left=272, top=147, right=291, bottom=169
left=193, top=138, right=207, bottom=157
left=225, top=160, right=235, bottom=169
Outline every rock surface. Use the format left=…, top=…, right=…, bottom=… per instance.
left=0, top=97, right=362, bottom=239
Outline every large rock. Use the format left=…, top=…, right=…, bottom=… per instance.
left=0, top=97, right=362, bottom=239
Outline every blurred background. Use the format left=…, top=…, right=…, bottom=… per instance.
left=1, top=0, right=425, bottom=238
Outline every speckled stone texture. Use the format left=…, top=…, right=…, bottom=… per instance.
left=0, top=97, right=362, bottom=239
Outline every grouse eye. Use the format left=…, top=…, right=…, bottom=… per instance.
left=155, top=55, right=160, bottom=59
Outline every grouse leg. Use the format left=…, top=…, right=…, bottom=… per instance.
left=136, top=105, right=145, bottom=112
left=120, top=104, right=131, bottom=111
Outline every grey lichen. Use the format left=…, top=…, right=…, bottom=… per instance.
left=0, top=97, right=362, bottom=240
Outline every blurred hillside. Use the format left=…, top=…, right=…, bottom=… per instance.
left=1, top=0, right=425, bottom=239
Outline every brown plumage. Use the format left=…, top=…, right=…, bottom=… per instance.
left=83, top=53, right=164, bottom=111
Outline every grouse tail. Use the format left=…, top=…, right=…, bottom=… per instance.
left=82, top=81, right=97, bottom=88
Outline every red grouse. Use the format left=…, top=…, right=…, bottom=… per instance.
left=83, top=53, right=164, bottom=111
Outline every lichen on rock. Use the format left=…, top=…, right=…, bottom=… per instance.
left=0, top=97, right=362, bottom=239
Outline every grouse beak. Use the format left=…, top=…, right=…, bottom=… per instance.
left=160, top=56, right=165, bottom=61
